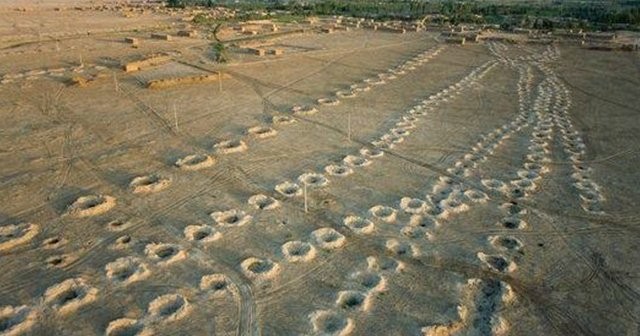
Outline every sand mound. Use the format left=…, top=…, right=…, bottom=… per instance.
left=291, top=105, right=318, bottom=116
left=317, top=97, right=340, bottom=106
left=129, top=175, right=171, bottom=194
left=214, top=139, right=248, bottom=154
left=42, top=236, right=65, bottom=249
left=0, top=305, right=37, bottom=336
left=401, top=225, right=429, bottom=239
left=343, top=155, right=371, bottom=168
left=390, top=127, right=410, bottom=137
left=105, top=257, right=151, bottom=285
left=281, top=240, right=317, bottom=262
left=500, top=202, right=527, bottom=216
left=366, top=256, right=404, bottom=273
left=380, top=133, right=404, bottom=145
left=399, top=197, right=430, bottom=214
left=0, top=222, right=39, bottom=252
left=184, top=224, right=222, bottom=243
left=359, top=147, right=384, bottom=158
left=363, top=77, right=385, bottom=85
left=247, top=126, right=278, bottom=139
left=146, top=293, right=190, bottom=323
left=210, top=209, right=252, bottom=227
left=489, top=236, right=523, bottom=252
left=335, top=90, right=356, bottom=98
left=350, top=83, right=371, bottom=92
left=371, top=139, right=395, bottom=150
left=408, top=214, right=440, bottom=230
left=510, top=178, right=537, bottom=192
left=335, top=290, right=372, bottom=311
left=351, top=271, right=387, bottom=292
left=395, top=120, right=416, bottom=129
left=66, top=195, right=116, bottom=217
left=311, top=227, right=346, bottom=250
left=200, top=273, right=236, bottom=297
left=343, top=215, right=375, bottom=234
left=297, top=172, right=329, bottom=188
left=240, top=257, right=280, bottom=280
left=403, top=115, right=419, bottom=122
left=438, top=193, right=470, bottom=219
left=271, top=115, right=296, bottom=125
left=463, top=189, right=489, bottom=203
left=112, top=235, right=133, bottom=250
left=106, top=318, right=151, bottom=336
left=175, top=154, right=215, bottom=171
left=106, top=219, right=133, bottom=232
left=144, top=243, right=187, bottom=266
left=248, top=194, right=281, bottom=210
left=275, top=181, right=302, bottom=197
left=369, top=205, right=397, bottom=223
left=43, top=278, right=98, bottom=315
left=309, top=310, right=354, bottom=336
left=499, top=217, right=528, bottom=230
left=324, top=164, right=354, bottom=177
left=385, top=239, right=418, bottom=257
left=45, top=253, right=77, bottom=269
left=477, top=252, right=517, bottom=273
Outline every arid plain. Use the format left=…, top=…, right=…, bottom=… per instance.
left=1, top=3, right=639, bottom=336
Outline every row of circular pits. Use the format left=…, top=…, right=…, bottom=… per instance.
left=275, top=67, right=484, bottom=197
left=309, top=256, right=401, bottom=335
left=476, top=208, right=528, bottom=275
left=79, top=61, right=491, bottom=333
left=106, top=271, right=240, bottom=336
left=273, top=149, right=382, bottom=198
left=7, top=52, right=458, bottom=330
left=105, top=194, right=281, bottom=285
left=475, top=198, right=531, bottom=273
left=100, top=237, right=241, bottom=335
left=433, top=85, right=538, bottom=211
left=1, top=276, right=101, bottom=335
left=106, top=293, right=190, bottom=336
left=14, top=182, right=293, bottom=331
left=543, top=80, right=598, bottom=183
left=363, top=60, right=498, bottom=150
left=490, top=84, right=557, bottom=202
left=275, top=59, right=500, bottom=197
left=296, top=45, right=445, bottom=120
left=336, top=60, right=524, bottom=245
left=127, top=47, right=446, bottom=198
left=551, top=99, right=605, bottom=214
left=238, top=227, right=348, bottom=282
left=421, top=276, right=517, bottom=335
left=471, top=64, right=564, bottom=275
left=330, top=46, right=445, bottom=100
left=98, top=232, right=241, bottom=334
left=312, top=59, right=544, bottom=276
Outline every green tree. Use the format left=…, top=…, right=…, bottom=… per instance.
left=167, top=0, right=183, bottom=8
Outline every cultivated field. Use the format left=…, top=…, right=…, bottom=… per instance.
left=1, top=5, right=639, bottom=336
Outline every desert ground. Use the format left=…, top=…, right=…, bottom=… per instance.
left=1, top=4, right=640, bottom=336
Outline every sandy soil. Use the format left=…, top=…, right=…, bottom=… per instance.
left=1, top=6, right=639, bottom=336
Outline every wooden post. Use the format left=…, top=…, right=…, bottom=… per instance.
left=347, top=110, right=352, bottom=142
left=113, top=72, right=119, bottom=92
left=303, top=183, right=308, bottom=213
left=173, top=103, right=179, bottom=132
